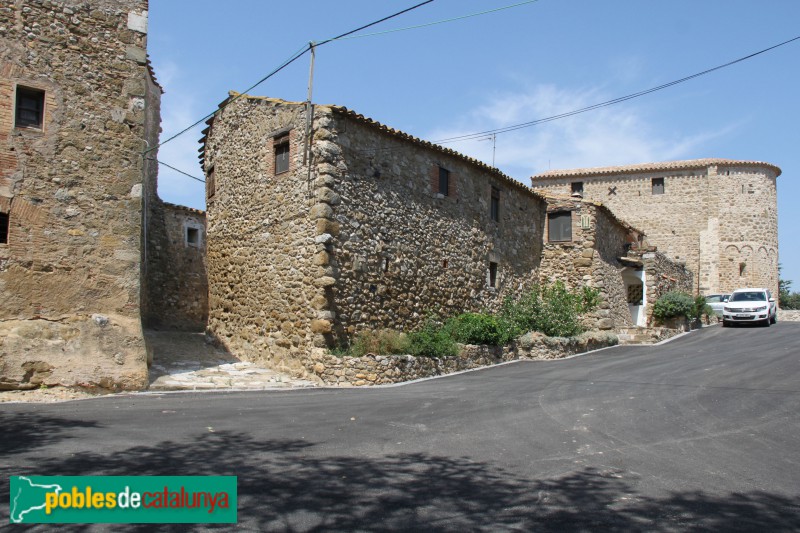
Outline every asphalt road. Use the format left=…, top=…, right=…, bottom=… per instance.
left=3, top=323, right=800, bottom=532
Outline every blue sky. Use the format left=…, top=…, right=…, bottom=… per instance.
left=148, top=0, right=800, bottom=285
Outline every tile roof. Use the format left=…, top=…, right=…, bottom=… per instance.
left=531, top=158, right=782, bottom=180
left=162, top=200, right=205, bottom=216
left=198, top=93, right=546, bottom=202
left=538, top=192, right=645, bottom=236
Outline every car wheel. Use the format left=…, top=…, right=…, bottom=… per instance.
left=763, top=318, right=771, bottom=327
left=770, top=313, right=777, bottom=324
left=722, top=320, right=729, bottom=328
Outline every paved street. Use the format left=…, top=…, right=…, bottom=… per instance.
left=2, top=323, right=799, bottom=531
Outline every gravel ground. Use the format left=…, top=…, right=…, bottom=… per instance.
left=0, top=387, right=103, bottom=403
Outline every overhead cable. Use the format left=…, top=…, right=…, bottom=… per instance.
left=434, top=34, right=800, bottom=144
left=146, top=0, right=436, bottom=155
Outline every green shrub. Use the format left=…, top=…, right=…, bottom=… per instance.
left=407, top=316, right=459, bottom=358
left=693, top=295, right=714, bottom=322
left=447, top=312, right=508, bottom=346
left=652, top=291, right=695, bottom=321
left=349, top=329, right=409, bottom=357
left=499, top=282, right=600, bottom=338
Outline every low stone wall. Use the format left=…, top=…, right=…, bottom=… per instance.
left=779, top=310, right=800, bottom=322
left=305, top=331, right=618, bottom=386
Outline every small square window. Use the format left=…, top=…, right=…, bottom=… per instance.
left=15, top=86, right=45, bottom=129
left=548, top=211, right=572, bottom=242
left=438, top=166, right=450, bottom=196
left=0, top=212, right=9, bottom=244
left=186, top=227, right=200, bottom=248
left=489, top=262, right=498, bottom=288
left=571, top=181, right=584, bottom=195
left=652, top=177, right=664, bottom=195
left=490, top=186, right=500, bottom=222
left=274, top=137, right=290, bottom=175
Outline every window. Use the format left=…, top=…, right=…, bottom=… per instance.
left=548, top=211, right=572, bottom=242
left=489, top=262, right=498, bottom=288
left=652, top=177, right=664, bottom=195
left=206, top=167, right=215, bottom=199
left=0, top=212, right=9, bottom=244
left=571, top=181, right=584, bottom=195
left=15, top=86, right=45, bottom=129
left=274, top=136, right=290, bottom=174
left=490, top=186, right=500, bottom=222
left=438, top=166, right=450, bottom=196
left=186, top=227, right=201, bottom=248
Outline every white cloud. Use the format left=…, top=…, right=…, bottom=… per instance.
left=426, top=84, right=735, bottom=184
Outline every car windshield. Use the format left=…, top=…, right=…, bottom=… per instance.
left=706, top=295, right=723, bottom=303
left=729, top=291, right=766, bottom=302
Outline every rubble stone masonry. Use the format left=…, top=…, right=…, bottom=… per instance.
left=0, top=0, right=153, bottom=390
left=202, top=95, right=545, bottom=375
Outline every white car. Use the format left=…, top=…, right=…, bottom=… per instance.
left=705, top=294, right=729, bottom=317
left=722, top=288, right=777, bottom=327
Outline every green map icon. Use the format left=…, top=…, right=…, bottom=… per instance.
left=10, top=476, right=63, bottom=523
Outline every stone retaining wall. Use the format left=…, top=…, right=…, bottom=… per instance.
left=305, top=331, right=618, bottom=386
left=779, top=310, right=800, bottom=322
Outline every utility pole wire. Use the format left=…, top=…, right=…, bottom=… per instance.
left=434, top=34, right=800, bottom=144
left=153, top=159, right=205, bottom=183
left=146, top=1, right=436, bottom=155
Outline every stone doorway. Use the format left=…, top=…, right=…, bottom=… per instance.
left=623, top=267, right=646, bottom=327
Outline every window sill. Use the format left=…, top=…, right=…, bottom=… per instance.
left=14, top=126, right=44, bottom=134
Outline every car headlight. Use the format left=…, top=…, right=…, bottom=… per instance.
left=754, top=306, right=766, bottom=311
left=723, top=307, right=732, bottom=312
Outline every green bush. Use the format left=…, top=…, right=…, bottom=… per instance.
left=407, top=316, right=459, bottom=358
left=447, top=312, right=508, bottom=346
left=693, top=295, right=714, bottom=322
left=499, top=282, right=600, bottom=338
left=348, top=329, right=409, bottom=357
left=652, top=291, right=695, bottom=321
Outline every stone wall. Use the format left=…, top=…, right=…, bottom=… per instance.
left=531, top=160, right=780, bottom=298
left=202, top=96, right=547, bottom=373
left=0, top=0, right=153, bottom=390
left=143, top=201, right=207, bottom=331
left=202, top=95, right=320, bottom=373
left=305, top=331, right=618, bottom=386
left=633, top=250, right=694, bottom=325
left=539, top=197, right=637, bottom=330
left=322, top=109, right=544, bottom=346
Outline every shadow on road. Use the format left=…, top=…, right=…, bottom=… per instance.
left=0, top=411, right=100, bottom=455
left=2, top=429, right=798, bottom=531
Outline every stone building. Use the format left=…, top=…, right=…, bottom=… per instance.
left=531, top=159, right=780, bottom=297
left=143, top=200, right=208, bottom=331
left=200, top=94, right=546, bottom=373
left=539, top=194, right=691, bottom=328
left=200, top=94, right=691, bottom=374
left=0, top=0, right=157, bottom=390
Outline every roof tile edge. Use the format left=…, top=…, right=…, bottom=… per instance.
left=530, top=158, right=782, bottom=181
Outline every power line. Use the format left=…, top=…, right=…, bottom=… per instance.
left=154, top=159, right=205, bottom=183
left=147, top=1, right=436, bottom=155
left=434, top=34, right=800, bottom=145
left=322, top=0, right=540, bottom=42
left=317, top=0, right=435, bottom=46
left=146, top=43, right=311, bottom=155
